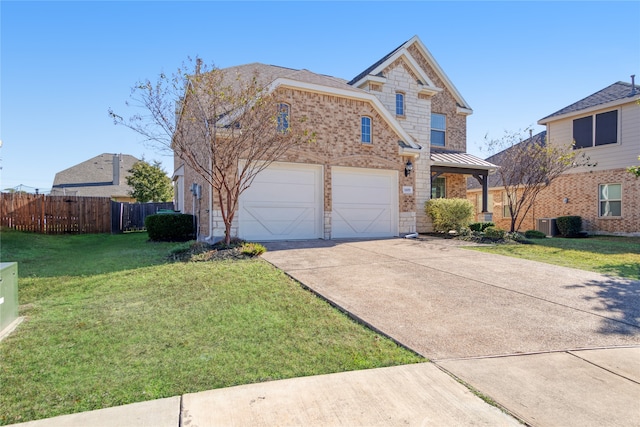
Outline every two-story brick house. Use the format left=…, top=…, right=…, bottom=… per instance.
left=174, top=36, right=495, bottom=241
left=468, top=79, right=640, bottom=235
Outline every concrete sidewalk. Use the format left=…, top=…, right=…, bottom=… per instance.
left=10, top=237, right=640, bottom=426
left=13, top=364, right=520, bottom=426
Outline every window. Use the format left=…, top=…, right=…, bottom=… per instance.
left=599, top=184, right=621, bottom=217
left=476, top=193, right=493, bottom=214
left=277, top=103, right=290, bottom=132
left=573, top=110, right=618, bottom=149
left=502, top=192, right=512, bottom=218
left=431, top=113, right=446, bottom=147
left=395, top=93, right=405, bottom=116
left=361, top=116, right=372, bottom=144
left=431, top=177, right=446, bottom=199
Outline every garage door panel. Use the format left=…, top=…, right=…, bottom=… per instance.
left=332, top=167, right=398, bottom=239
left=239, top=163, right=322, bottom=241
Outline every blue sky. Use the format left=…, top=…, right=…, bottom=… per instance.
left=1, top=1, right=639, bottom=192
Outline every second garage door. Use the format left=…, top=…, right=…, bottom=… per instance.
left=332, top=167, right=398, bottom=239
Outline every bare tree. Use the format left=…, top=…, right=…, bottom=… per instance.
left=110, top=58, right=313, bottom=244
left=485, top=129, right=594, bottom=233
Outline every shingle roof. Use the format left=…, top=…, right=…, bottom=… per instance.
left=347, top=40, right=409, bottom=86
left=467, top=131, right=546, bottom=190
left=539, top=82, right=640, bottom=123
left=51, top=153, right=139, bottom=197
left=216, top=63, right=363, bottom=95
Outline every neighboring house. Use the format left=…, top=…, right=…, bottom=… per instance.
left=175, top=36, right=496, bottom=241
left=468, top=79, right=640, bottom=235
left=467, top=131, right=547, bottom=230
left=51, top=153, right=139, bottom=202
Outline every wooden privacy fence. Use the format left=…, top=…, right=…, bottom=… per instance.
left=111, top=201, right=174, bottom=233
left=1, top=193, right=174, bottom=234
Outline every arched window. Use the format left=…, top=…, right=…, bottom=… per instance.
left=277, top=103, right=290, bottom=132
left=361, top=116, right=372, bottom=144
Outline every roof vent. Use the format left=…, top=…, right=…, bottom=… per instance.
left=631, top=74, right=637, bottom=96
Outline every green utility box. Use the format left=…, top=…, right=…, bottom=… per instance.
left=0, top=263, right=18, bottom=336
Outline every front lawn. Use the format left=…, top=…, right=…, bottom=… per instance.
left=467, top=235, right=640, bottom=279
left=0, top=231, right=422, bottom=425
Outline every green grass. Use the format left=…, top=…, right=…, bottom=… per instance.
left=0, top=230, right=423, bottom=425
left=467, top=235, right=640, bottom=279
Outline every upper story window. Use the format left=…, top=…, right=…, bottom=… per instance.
left=395, top=93, right=405, bottom=116
left=431, top=113, right=446, bottom=147
left=573, top=110, right=618, bottom=149
left=599, top=183, right=621, bottom=217
left=361, top=116, right=372, bottom=144
left=277, top=103, right=290, bottom=133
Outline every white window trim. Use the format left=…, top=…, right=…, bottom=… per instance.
left=598, top=183, right=622, bottom=218
left=395, top=92, right=405, bottom=117
left=361, top=116, right=372, bottom=144
left=431, top=113, right=446, bottom=147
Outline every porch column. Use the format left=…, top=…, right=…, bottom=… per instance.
left=473, top=173, right=488, bottom=212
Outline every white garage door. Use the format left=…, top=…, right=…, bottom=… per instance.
left=332, top=167, right=398, bottom=239
left=239, top=162, right=322, bottom=241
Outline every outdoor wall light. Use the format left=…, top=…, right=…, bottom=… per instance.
left=563, top=197, right=569, bottom=204
left=405, top=159, right=413, bottom=177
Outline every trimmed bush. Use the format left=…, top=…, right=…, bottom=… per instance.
left=524, top=229, right=547, bottom=239
left=469, top=222, right=495, bottom=232
left=425, top=198, right=475, bottom=233
left=145, top=213, right=196, bottom=242
left=483, top=226, right=506, bottom=241
left=556, top=216, right=582, bottom=237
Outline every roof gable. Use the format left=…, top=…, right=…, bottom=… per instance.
left=539, top=81, right=640, bottom=124
left=348, top=35, right=472, bottom=111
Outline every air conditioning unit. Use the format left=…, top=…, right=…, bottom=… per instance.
left=536, top=218, right=559, bottom=237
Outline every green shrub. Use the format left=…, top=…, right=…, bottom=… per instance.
left=145, top=214, right=196, bottom=242
left=556, top=216, right=582, bottom=237
left=469, top=222, right=495, bottom=232
left=483, top=226, right=506, bottom=241
left=240, top=242, right=267, bottom=257
left=525, top=229, right=547, bottom=239
left=425, top=198, right=475, bottom=233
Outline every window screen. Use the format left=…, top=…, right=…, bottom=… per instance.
left=595, top=111, right=617, bottom=146
left=573, top=116, right=592, bottom=149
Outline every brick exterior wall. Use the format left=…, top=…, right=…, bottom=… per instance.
left=176, top=86, right=417, bottom=240
left=467, top=169, right=640, bottom=235
left=407, top=44, right=466, bottom=152
left=176, top=42, right=471, bottom=239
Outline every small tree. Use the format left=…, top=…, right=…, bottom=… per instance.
left=110, top=58, right=313, bottom=244
left=484, top=129, right=594, bottom=232
left=126, top=160, right=173, bottom=202
left=628, top=156, right=640, bottom=178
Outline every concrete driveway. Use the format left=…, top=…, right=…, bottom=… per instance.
left=263, top=237, right=640, bottom=426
